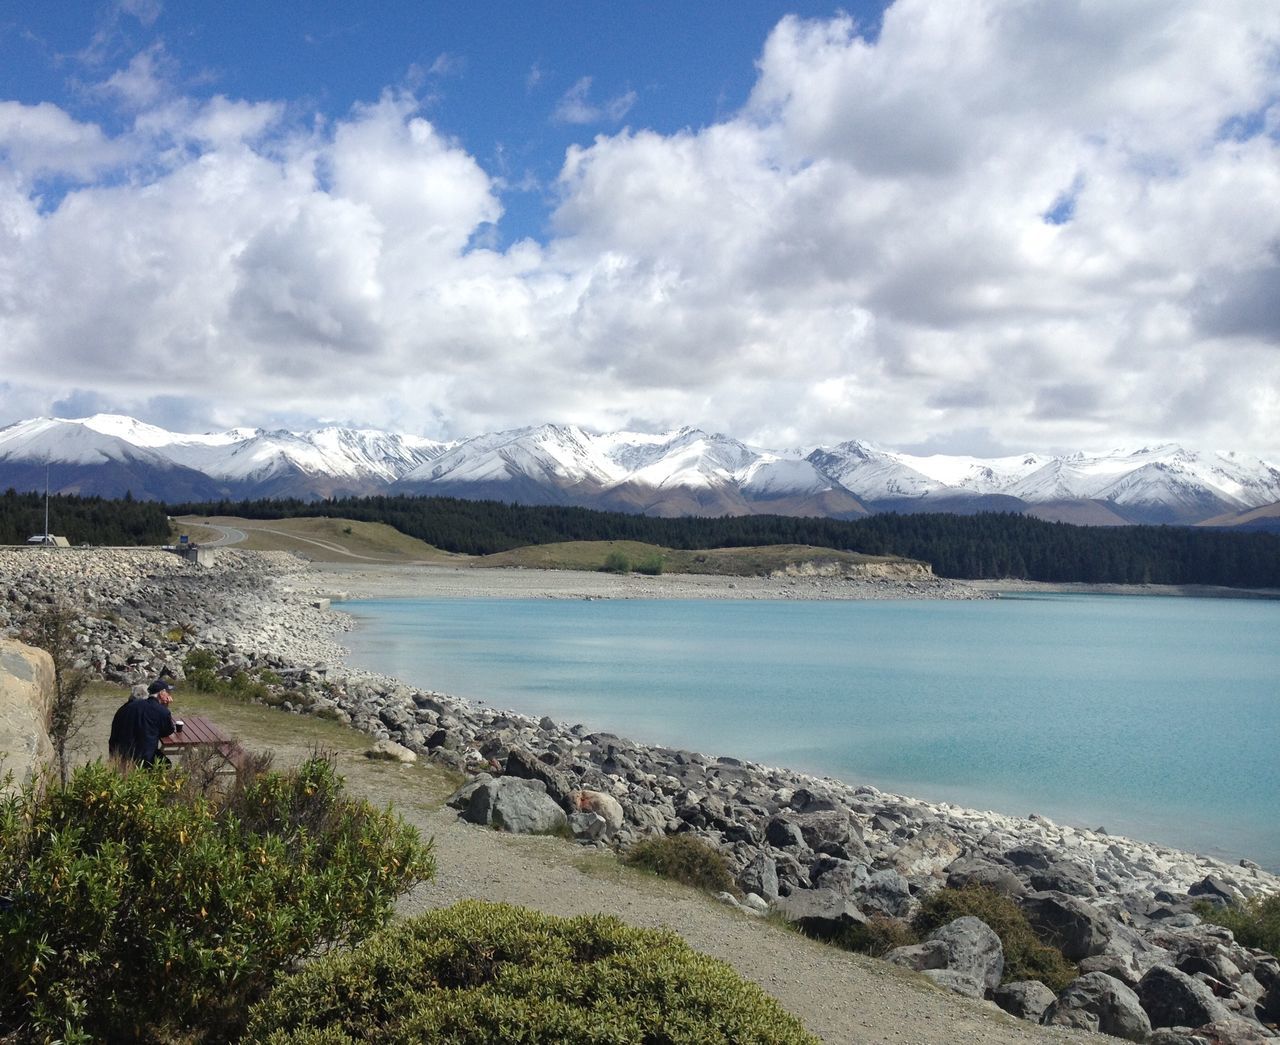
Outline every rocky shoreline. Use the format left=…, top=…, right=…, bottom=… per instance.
left=3, top=547, right=1278, bottom=1043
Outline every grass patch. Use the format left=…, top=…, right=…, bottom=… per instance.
left=172, top=515, right=460, bottom=563
left=1195, top=894, right=1280, bottom=958
left=624, top=834, right=740, bottom=896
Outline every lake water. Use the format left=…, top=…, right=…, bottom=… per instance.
left=340, top=593, right=1280, bottom=870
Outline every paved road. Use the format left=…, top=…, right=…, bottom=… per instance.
left=201, top=524, right=247, bottom=547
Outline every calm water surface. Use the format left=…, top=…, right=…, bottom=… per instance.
left=341, top=593, right=1280, bottom=869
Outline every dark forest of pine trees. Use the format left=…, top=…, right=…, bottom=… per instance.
left=0, top=490, right=171, bottom=547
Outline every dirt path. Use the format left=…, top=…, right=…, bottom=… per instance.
left=73, top=690, right=1112, bottom=1045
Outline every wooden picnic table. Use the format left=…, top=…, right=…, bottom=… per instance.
left=160, top=714, right=244, bottom=772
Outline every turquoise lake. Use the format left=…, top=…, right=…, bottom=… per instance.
left=340, top=593, right=1280, bottom=871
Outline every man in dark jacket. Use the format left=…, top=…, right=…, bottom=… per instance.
left=108, top=679, right=177, bottom=766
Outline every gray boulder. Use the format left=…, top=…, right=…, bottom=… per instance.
left=1137, top=964, right=1233, bottom=1030
left=946, top=857, right=1028, bottom=899
left=992, top=980, right=1057, bottom=1022
left=765, top=815, right=806, bottom=850
left=775, top=887, right=867, bottom=939
left=795, top=810, right=870, bottom=863
left=505, top=747, right=576, bottom=804
left=457, top=776, right=569, bottom=835
left=886, top=916, right=1004, bottom=999
left=1042, top=972, right=1152, bottom=1042
left=856, top=868, right=914, bottom=918
left=738, top=851, right=780, bottom=904
left=1021, top=890, right=1113, bottom=960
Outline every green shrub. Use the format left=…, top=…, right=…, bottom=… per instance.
left=634, top=554, right=665, bottom=576
left=624, top=833, right=739, bottom=896
left=246, top=901, right=818, bottom=1044
left=182, top=648, right=282, bottom=703
left=0, top=756, right=434, bottom=1043
left=912, top=886, right=1077, bottom=991
left=1195, top=894, right=1280, bottom=958
left=837, top=913, right=919, bottom=957
left=601, top=550, right=631, bottom=573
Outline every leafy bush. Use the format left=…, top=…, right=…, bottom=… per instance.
left=246, top=900, right=818, bottom=1044
left=601, top=550, right=631, bottom=573
left=624, top=833, right=739, bottom=896
left=182, top=648, right=280, bottom=703
left=634, top=554, right=665, bottom=576
left=0, top=756, right=434, bottom=1043
left=912, top=885, right=1077, bottom=991
left=1196, top=894, right=1280, bottom=958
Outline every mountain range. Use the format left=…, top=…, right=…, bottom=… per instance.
left=3, top=414, right=1279, bottom=528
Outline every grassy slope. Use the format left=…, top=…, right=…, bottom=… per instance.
left=172, top=515, right=462, bottom=564
left=172, top=515, right=921, bottom=575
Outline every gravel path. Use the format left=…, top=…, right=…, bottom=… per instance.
left=69, top=692, right=1113, bottom=1045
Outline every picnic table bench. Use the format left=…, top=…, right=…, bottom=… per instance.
left=160, top=714, right=245, bottom=773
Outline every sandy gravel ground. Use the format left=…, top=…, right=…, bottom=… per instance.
left=304, top=561, right=981, bottom=602
left=71, top=693, right=1111, bottom=1045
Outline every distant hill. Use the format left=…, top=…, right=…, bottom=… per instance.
left=1197, top=501, right=1280, bottom=533
left=3, top=414, right=1279, bottom=526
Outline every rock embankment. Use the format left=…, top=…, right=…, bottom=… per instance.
left=2, top=547, right=1278, bottom=1043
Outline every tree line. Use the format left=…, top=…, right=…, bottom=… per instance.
left=0, top=489, right=171, bottom=546
left=170, top=494, right=1280, bottom=589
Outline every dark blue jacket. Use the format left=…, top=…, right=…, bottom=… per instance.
left=108, top=697, right=175, bottom=766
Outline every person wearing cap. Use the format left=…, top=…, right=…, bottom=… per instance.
left=108, top=679, right=178, bottom=767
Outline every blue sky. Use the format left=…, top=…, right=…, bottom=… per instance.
left=3, top=2, right=885, bottom=243
left=1, top=1, right=1279, bottom=458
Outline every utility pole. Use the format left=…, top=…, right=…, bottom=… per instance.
left=44, top=462, right=51, bottom=539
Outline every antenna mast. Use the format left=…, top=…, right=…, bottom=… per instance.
left=44, top=463, right=50, bottom=538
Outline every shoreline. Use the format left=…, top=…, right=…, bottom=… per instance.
left=305, top=560, right=1280, bottom=603
left=311, top=564, right=1279, bottom=873
left=5, top=548, right=1280, bottom=1039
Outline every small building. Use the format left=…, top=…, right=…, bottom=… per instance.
left=26, top=535, right=71, bottom=547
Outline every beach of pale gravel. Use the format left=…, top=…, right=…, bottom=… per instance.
left=300, top=560, right=991, bottom=603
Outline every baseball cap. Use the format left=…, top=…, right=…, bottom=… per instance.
left=147, top=679, right=173, bottom=694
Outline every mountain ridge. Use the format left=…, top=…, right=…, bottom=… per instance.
left=2, top=414, right=1278, bottom=526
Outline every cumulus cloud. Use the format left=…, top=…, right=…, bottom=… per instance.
left=2, top=0, right=1280, bottom=460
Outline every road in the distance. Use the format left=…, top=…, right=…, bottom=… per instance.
left=200, top=524, right=246, bottom=547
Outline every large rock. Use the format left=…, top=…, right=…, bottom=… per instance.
left=794, top=810, right=869, bottom=862
left=992, top=980, right=1057, bottom=1022
left=507, top=747, right=576, bottom=805
left=856, top=868, right=914, bottom=918
left=738, top=851, right=780, bottom=903
left=456, top=776, right=569, bottom=835
left=0, top=639, right=56, bottom=789
left=1137, top=964, right=1233, bottom=1030
left=947, top=857, right=1028, bottom=898
left=1043, top=972, right=1152, bottom=1042
left=885, top=822, right=963, bottom=878
left=775, top=887, right=867, bottom=939
left=886, top=916, right=1004, bottom=999
left=564, top=789, right=624, bottom=835
left=1021, top=890, right=1113, bottom=960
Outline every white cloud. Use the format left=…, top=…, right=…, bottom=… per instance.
left=96, top=42, right=173, bottom=108
left=552, top=77, right=637, bottom=125
left=3, top=2, right=1280, bottom=460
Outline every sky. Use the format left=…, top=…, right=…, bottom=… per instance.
left=1, top=0, right=1278, bottom=459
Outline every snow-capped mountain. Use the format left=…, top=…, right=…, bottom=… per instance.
left=2, top=414, right=1278, bottom=525
left=0, top=414, right=448, bottom=501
